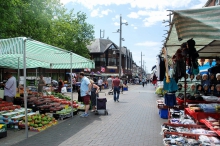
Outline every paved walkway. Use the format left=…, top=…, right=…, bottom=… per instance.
left=3, top=84, right=166, bottom=146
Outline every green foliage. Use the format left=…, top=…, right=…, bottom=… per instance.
left=0, top=0, right=94, bottom=58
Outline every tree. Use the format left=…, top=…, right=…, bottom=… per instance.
left=0, top=0, right=94, bottom=58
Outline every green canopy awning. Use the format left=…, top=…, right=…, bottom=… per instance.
left=0, top=37, right=95, bottom=69
left=165, top=6, right=220, bottom=57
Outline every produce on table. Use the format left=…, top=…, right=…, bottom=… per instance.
left=19, top=114, right=57, bottom=129
left=0, top=101, right=21, bottom=111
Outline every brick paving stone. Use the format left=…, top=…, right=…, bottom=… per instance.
left=6, top=84, right=167, bottom=146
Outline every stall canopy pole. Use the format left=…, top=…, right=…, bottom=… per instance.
left=70, top=53, right=73, bottom=118
left=36, top=68, right=37, bottom=84
left=18, top=57, right=20, bottom=87
left=23, top=39, right=28, bottom=138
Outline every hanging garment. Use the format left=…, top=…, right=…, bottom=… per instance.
left=208, top=64, right=220, bottom=75
left=173, top=59, right=185, bottom=83
left=159, top=57, right=165, bottom=81
left=187, top=39, right=199, bottom=67
left=164, top=93, right=176, bottom=107
left=163, top=78, right=178, bottom=92
left=156, top=56, right=160, bottom=80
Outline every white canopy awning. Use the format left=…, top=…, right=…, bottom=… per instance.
left=165, top=6, right=220, bottom=58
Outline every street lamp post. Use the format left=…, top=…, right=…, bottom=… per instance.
left=141, top=52, right=145, bottom=79
left=119, top=15, right=128, bottom=78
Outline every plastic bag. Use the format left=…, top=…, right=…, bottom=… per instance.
left=61, top=87, right=67, bottom=93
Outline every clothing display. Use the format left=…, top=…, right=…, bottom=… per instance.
left=173, top=59, right=185, bottom=83
left=199, top=104, right=219, bottom=113
left=163, top=78, right=178, bottom=92
left=209, top=64, right=220, bottom=75
left=156, top=55, right=166, bottom=81
left=202, top=96, right=219, bottom=102
left=164, top=93, right=176, bottom=107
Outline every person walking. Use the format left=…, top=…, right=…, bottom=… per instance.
left=98, top=77, right=103, bottom=92
left=90, top=80, right=99, bottom=112
left=112, top=76, right=120, bottom=102
left=79, top=72, right=91, bottom=118
left=38, top=75, right=46, bottom=95
left=58, top=77, right=64, bottom=93
left=120, top=78, right=124, bottom=94
left=142, top=78, right=146, bottom=87
left=3, top=72, right=16, bottom=103
left=72, top=76, right=76, bottom=92
left=107, top=76, right=113, bottom=89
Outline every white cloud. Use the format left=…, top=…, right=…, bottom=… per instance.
left=127, top=12, right=139, bottom=18
left=134, top=27, right=138, bottom=29
left=143, top=10, right=169, bottom=27
left=101, top=9, right=112, bottom=15
left=91, top=9, right=99, bottom=17
left=60, top=0, right=193, bottom=10
left=91, top=8, right=112, bottom=17
left=135, top=41, right=160, bottom=47
left=191, top=0, right=207, bottom=8
left=114, top=22, right=120, bottom=26
left=128, top=10, right=169, bottom=27
left=122, top=19, right=128, bottom=23
left=60, top=0, right=202, bottom=27
left=131, top=24, right=134, bottom=26
left=112, top=15, right=120, bottom=21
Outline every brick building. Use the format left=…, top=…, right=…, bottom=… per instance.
left=87, top=38, right=133, bottom=79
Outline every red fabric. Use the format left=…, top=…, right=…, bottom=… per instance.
left=152, top=80, right=157, bottom=85
left=82, top=95, right=90, bottom=105
left=113, top=79, right=120, bottom=87
left=185, top=108, right=220, bottom=122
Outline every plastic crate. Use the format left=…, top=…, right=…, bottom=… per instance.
left=159, top=109, right=168, bottom=119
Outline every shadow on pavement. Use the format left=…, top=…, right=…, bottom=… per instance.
left=12, top=113, right=104, bottom=146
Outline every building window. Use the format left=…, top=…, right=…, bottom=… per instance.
left=215, top=0, right=219, bottom=5
left=100, top=58, right=106, bottom=66
left=108, top=58, right=116, bottom=66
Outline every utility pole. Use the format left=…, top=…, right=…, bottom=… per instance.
left=119, top=16, right=122, bottom=78
left=100, top=29, right=105, bottom=38
left=118, top=15, right=128, bottom=78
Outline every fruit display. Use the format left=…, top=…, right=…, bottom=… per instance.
left=0, top=101, right=21, bottom=111
left=56, top=107, right=77, bottom=115
left=19, top=114, right=57, bottom=132
left=24, top=95, right=80, bottom=114
left=51, top=92, right=71, bottom=101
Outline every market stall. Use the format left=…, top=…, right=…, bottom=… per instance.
left=158, top=6, right=220, bottom=145
left=0, top=37, right=95, bottom=138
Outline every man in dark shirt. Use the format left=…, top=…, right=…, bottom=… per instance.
left=112, top=76, right=120, bottom=102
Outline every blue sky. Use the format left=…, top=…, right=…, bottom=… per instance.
left=61, top=0, right=207, bottom=73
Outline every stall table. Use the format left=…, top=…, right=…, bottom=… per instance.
left=185, top=108, right=220, bottom=123
left=200, top=119, right=220, bottom=136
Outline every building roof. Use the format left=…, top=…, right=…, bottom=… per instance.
left=87, top=38, right=119, bottom=53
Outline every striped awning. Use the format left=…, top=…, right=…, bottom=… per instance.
left=165, top=6, right=220, bottom=57
left=0, top=37, right=95, bottom=69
